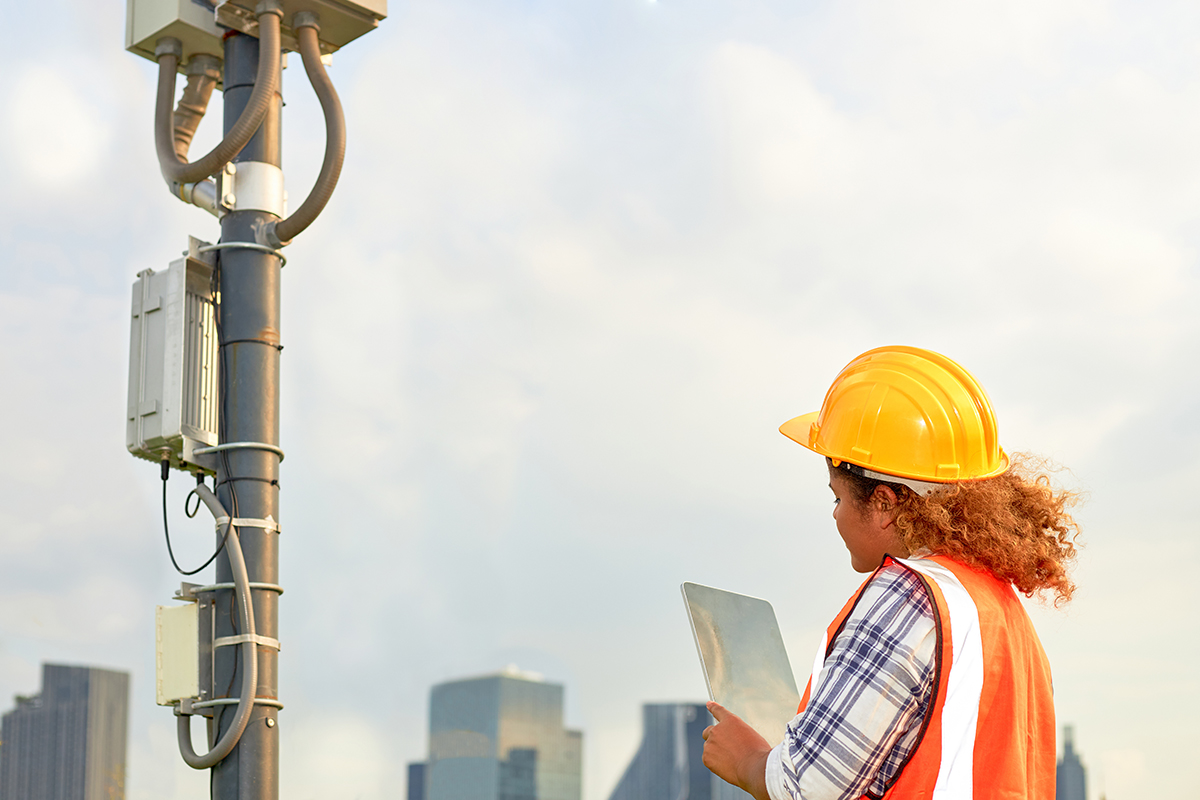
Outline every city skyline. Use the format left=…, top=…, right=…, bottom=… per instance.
left=0, top=658, right=1101, bottom=800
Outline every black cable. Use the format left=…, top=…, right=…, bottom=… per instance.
left=213, top=250, right=247, bottom=761
left=220, top=338, right=283, bottom=351
left=216, top=476, right=280, bottom=490
left=185, top=483, right=204, bottom=518
left=213, top=590, right=240, bottom=755
left=161, top=465, right=231, bottom=576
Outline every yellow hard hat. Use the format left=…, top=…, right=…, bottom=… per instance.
left=780, top=346, right=1009, bottom=486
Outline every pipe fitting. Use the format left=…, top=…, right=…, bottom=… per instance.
left=155, top=37, right=183, bottom=58
left=177, top=180, right=220, bottom=217
left=258, top=219, right=289, bottom=250
left=255, top=0, right=284, bottom=17
left=185, top=53, right=222, bottom=80
left=293, top=11, right=320, bottom=30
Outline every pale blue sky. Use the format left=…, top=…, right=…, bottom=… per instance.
left=1, top=1, right=1196, bottom=798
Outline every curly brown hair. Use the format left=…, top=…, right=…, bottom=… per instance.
left=833, top=455, right=1082, bottom=605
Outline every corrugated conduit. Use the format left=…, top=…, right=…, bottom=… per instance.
left=266, top=14, right=346, bottom=246
left=154, top=3, right=282, bottom=193
left=178, top=484, right=258, bottom=769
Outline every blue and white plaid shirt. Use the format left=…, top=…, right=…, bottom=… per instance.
left=765, top=564, right=937, bottom=800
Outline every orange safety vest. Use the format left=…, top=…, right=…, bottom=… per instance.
left=796, top=555, right=1056, bottom=800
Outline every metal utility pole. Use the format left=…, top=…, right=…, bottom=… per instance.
left=123, top=1, right=385, bottom=798
left=211, top=29, right=283, bottom=799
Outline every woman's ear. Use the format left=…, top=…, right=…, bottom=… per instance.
left=872, top=485, right=900, bottom=525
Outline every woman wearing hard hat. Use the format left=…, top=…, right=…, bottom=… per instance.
left=701, top=346, right=1079, bottom=800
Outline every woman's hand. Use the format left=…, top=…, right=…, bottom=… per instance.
left=701, top=701, right=772, bottom=800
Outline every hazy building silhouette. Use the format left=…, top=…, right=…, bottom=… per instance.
left=407, top=761, right=428, bottom=800
left=1056, top=725, right=1087, bottom=800
left=0, top=663, right=130, bottom=800
left=607, top=703, right=751, bottom=800
left=425, top=666, right=582, bottom=800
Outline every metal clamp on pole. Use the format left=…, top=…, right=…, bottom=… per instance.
left=198, top=241, right=287, bottom=266
left=179, top=696, right=285, bottom=714
left=193, top=442, right=285, bottom=461
left=191, top=697, right=285, bottom=711
left=188, top=582, right=285, bottom=596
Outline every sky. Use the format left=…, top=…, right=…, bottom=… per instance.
left=1, top=0, right=1198, bottom=798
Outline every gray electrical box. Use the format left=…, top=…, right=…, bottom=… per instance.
left=127, top=237, right=220, bottom=474
left=156, top=584, right=216, bottom=709
left=126, top=0, right=225, bottom=68
left=156, top=601, right=199, bottom=705
left=126, top=0, right=388, bottom=68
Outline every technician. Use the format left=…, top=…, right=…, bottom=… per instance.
left=701, top=345, right=1079, bottom=800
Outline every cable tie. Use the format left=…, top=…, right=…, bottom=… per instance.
left=214, top=633, right=280, bottom=651
left=216, top=476, right=280, bottom=489
left=214, top=515, right=281, bottom=533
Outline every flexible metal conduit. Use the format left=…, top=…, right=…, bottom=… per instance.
left=172, top=55, right=221, bottom=160
left=178, top=484, right=259, bottom=769
left=155, top=4, right=282, bottom=187
left=268, top=14, right=346, bottom=245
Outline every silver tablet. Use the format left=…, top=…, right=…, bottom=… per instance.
left=681, top=581, right=801, bottom=746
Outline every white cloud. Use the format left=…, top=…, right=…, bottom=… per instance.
left=705, top=42, right=858, bottom=206
left=2, top=66, right=114, bottom=188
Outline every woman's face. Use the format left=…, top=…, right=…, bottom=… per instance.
left=828, top=469, right=905, bottom=573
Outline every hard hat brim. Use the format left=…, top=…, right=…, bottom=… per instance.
left=779, top=412, right=821, bottom=452
left=778, top=412, right=1011, bottom=484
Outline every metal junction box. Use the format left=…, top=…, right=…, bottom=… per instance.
left=126, top=0, right=388, bottom=69
left=127, top=238, right=220, bottom=474
left=156, top=602, right=200, bottom=705
left=155, top=586, right=215, bottom=707
left=126, top=0, right=225, bottom=67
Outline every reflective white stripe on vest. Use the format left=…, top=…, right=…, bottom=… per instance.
left=809, top=631, right=829, bottom=700
left=897, top=557, right=984, bottom=799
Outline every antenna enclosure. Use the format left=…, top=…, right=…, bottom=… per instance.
left=126, top=0, right=388, bottom=71
left=126, top=238, right=220, bottom=474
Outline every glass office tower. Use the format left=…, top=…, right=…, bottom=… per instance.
left=0, top=663, right=130, bottom=800
left=427, top=668, right=582, bottom=800
left=407, top=762, right=428, bottom=800
left=607, top=703, right=751, bottom=800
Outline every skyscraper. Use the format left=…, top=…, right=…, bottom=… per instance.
left=407, top=761, right=428, bottom=800
left=0, top=663, right=130, bottom=800
left=424, top=666, right=582, bottom=800
left=607, top=703, right=751, bottom=800
left=1056, top=725, right=1087, bottom=800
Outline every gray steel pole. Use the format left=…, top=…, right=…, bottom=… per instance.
left=212, top=29, right=283, bottom=800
